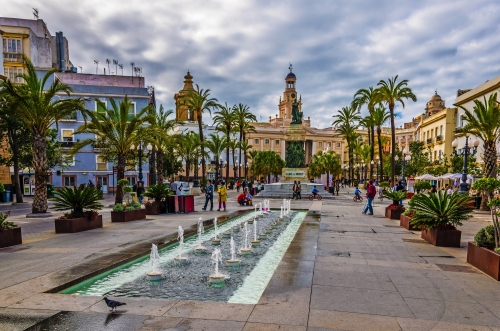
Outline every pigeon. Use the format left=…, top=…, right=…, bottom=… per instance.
left=104, top=297, right=126, bottom=311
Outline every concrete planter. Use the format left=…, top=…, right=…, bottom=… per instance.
left=55, top=215, right=103, bottom=233
left=421, top=228, right=461, bottom=247
left=385, top=206, right=405, bottom=220
left=145, top=203, right=162, bottom=215
left=467, top=242, right=500, bottom=281
left=111, top=209, right=147, bottom=222
left=0, top=227, right=22, bottom=248
left=400, top=214, right=419, bottom=230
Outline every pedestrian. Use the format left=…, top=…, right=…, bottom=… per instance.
left=430, top=185, right=437, bottom=193
left=362, top=180, right=376, bottom=215
left=202, top=180, right=214, bottom=211
left=237, top=191, right=247, bottom=206
left=88, top=180, right=95, bottom=188
left=217, top=181, right=227, bottom=211
left=297, top=181, right=302, bottom=199
left=292, top=181, right=298, bottom=200
left=335, top=182, right=340, bottom=196
left=137, top=182, right=144, bottom=204
left=236, top=180, right=241, bottom=193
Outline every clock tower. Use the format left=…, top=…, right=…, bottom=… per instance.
left=278, top=63, right=302, bottom=120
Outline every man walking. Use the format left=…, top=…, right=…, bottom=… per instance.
left=202, top=180, right=214, bottom=211
left=292, top=181, right=298, bottom=200
left=362, top=180, right=376, bottom=215
left=297, top=181, right=302, bottom=199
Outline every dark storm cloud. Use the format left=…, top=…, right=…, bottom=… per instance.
left=3, top=0, right=500, bottom=126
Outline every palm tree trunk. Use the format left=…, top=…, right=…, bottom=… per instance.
left=197, top=112, right=206, bottom=182
left=483, top=141, right=498, bottom=178
left=226, top=130, right=230, bottom=183
left=156, top=150, right=164, bottom=184
left=185, top=161, right=191, bottom=181
left=116, top=153, right=126, bottom=204
left=370, top=123, right=375, bottom=179
left=12, top=155, right=23, bottom=203
left=32, top=132, right=48, bottom=213
left=377, top=127, right=383, bottom=183
left=390, top=106, right=396, bottom=185
left=239, top=128, right=243, bottom=178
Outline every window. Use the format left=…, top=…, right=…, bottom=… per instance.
left=275, top=140, right=280, bottom=145
left=128, top=102, right=136, bottom=121
left=63, top=175, right=76, bottom=187
left=328, top=142, right=331, bottom=147
left=4, top=67, right=23, bottom=83
left=126, top=176, right=137, bottom=186
left=3, top=38, right=22, bottom=53
left=254, top=139, right=259, bottom=144
left=95, top=99, right=107, bottom=115
left=62, top=154, right=75, bottom=166
left=61, top=129, right=74, bottom=142
left=96, top=155, right=107, bottom=171
left=96, top=176, right=108, bottom=186
left=265, top=139, right=269, bottom=144
left=336, top=143, right=341, bottom=148
left=460, top=115, right=465, bottom=128
left=318, top=142, right=322, bottom=147
left=440, top=125, right=443, bottom=136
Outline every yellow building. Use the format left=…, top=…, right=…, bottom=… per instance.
left=414, top=93, right=457, bottom=162
left=174, top=71, right=197, bottom=122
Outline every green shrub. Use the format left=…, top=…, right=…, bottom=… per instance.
left=125, top=206, right=136, bottom=211
left=118, top=179, right=129, bottom=187
left=130, top=201, right=141, bottom=210
left=123, top=186, right=133, bottom=193
left=0, top=211, right=16, bottom=229
left=51, top=186, right=103, bottom=218
left=383, top=190, right=406, bottom=204
left=380, top=181, right=390, bottom=188
left=0, top=183, right=5, bottom=193
left=130, top=192, right=137, bottom=197
left=143, top=184, right=172, bottom=202
left=474, top=225, right=496, bottom=250
left=413, top=181, right=431, bottom=193
left=113, top=204, right=125, bottom=212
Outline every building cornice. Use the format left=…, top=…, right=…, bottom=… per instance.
left=454, top=75, right=500, bottom=106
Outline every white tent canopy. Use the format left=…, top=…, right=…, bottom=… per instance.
left=415, top=174, right=438, bottom=180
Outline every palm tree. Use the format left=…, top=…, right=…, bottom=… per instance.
left=371, top=106, right=391, bottom=181
left=183, top=85, right=220, bottom=182
left=247, top=149, right=259, bottom=180
left=377, top=75, right=417, bottom=184
left=205, top=133, right=226, bottom=185
left=178, top=132, right=200, bottom=181
left=332, top=105, right=360, bottom=179
left=461, top=93, right=500, bottom=178
left=358, top=116, right=373, bottom=146
left=239, top=140, right=253, bottom=179
left=71, top=96, right=153, bottom=204
left=233, top=103, right=256, bottom=177
left=213, top=103, right=235, bottom=181
left=352, top=87, right=380, bottom=178
left=0, top=58, right=87, bottom=213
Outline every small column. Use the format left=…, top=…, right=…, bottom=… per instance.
left=281, top=140, right=286, bottom=159
left=311, top=140, right=316, bottom=155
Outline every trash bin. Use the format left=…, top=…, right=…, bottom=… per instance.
left=2, top=190, right=11, bottom=203
left=47, top=184, right=55, bottom=198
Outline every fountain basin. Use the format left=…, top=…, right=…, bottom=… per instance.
left=146, top=271, right=163, bottom=281
left=226, top=259, right=241, bottom=267
left=251, top=240, right=260, bottom=248
left=247, top=219, right=254, bottom=224
left=174, top=257, right=189, bottom=266
left=259, top=233, right=267, bottom=240
left=240, top=248, right=253, bottom=256
left=211, top=239, right=221, bottom=246
left=194, top=246, right=207, bottom=254
left=265, top=227, right=273, bottom=234
left=222, top=231, right=231, bottom=238
left=271, top=223, right=278, bottom=229
left=209, top=274, right=226, bottom=287
left=232, top=226, right=239, bottom=232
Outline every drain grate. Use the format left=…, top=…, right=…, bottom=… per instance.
left=435, top=264, right=480, bottom=273
left=402, top=238, right=428, bottom=244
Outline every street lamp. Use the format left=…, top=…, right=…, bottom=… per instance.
left=372, top=155, right=380, bottom=185
left=193, top=160, right=201, bottom=188
left=130, top=142, right=152, bottom=185
left=452, top=135, right=480, bottom=192
left=394, top=148, right=411, bottom=188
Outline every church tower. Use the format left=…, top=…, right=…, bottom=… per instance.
left=174, top=71, right=197, bottom=121
left=278, top=64, right=302, bottom=119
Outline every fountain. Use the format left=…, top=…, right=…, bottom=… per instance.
left=271, top=222, right=278, bottom=229
left=240, top=221, right=253, bottom=256
left=232, top=224, right=240, bottom=232
left=251, top=219, right=260, bottom=247
left=226, top=236, right=241, bottom=268
left=263, top=199, right=269, bottom=213
left=279, top=206, right=284, bottom=221
left=195, top=218, right=206, bottom=254
left=146, top=244, right=162, bottom=281
left=247, top=216, right=254, bottom=224
left=174, top=226, right=188, bottom=265
left=209, top=248, right=226, bottom=286
left=211, top=217, right=221, bottom=245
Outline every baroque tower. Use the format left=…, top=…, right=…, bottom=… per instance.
left=174, top=71, right=196, bottom=121
left=278, top=64, right=302, bottom=119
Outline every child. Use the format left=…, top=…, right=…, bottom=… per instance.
left=312, top=186, right=319, bottom=196
left=246, top=191, right=253, bottom=206
left=354, top=186, right=361, bottom=200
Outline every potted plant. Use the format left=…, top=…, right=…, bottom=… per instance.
left=383, top=190, right=407, bottom=220
left=467, top=197, right=500, bottom=280
left=51, top=187, right=104, bottom=233
left=111, top=201, right=146, bottom=222
left=400, top=209, right=419, bottom=230
left=0, top=211, right=21, bottom=248
left=143, top=184, right=172, bottom=215
left=408, top=191, right=473, bottom=247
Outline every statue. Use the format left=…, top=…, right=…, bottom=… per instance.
left=291, top=99, right=303, bottom=124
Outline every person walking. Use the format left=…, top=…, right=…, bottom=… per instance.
left=217, top=181, right=227, bottom=211
left=202, top=180, right=214, bottom=211
left=292, top=181, right=298, bottom=200
left=236, top=180, right=241, bottom=193
left=335, top=182, right=340, bottom=196
left=88, top=180, right=95, bottom=188
left=297, top=181, right=302, bottom=199
left=137, top=182, right=145, bottom=204
left=362, top=180, right=376, bottom=215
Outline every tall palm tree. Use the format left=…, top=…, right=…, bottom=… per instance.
left=183, top=85, right=220, bottom=182
left=332, top=105, right=360, bottom=179
left=358, top=116, right=373, bottom=146
left=352, top=87, right=380, bottom=178
left=461, top=93, right=500, bottom=178
left=0, top=58, right=87, bottom=213
left=178, top=132, right=201, bottom=181
left=72, top=96, right=153, bottom=204
left=213, top=103, right=235, bottom=181
left=205, top=133, right=226, bottom=185
left=377, top=75, right=417, bottom=184
left=371, top=106, right=391, bottom=181
left=239, top=140, right=253, bottom=179
left=233, top=103, right=256, bottom=177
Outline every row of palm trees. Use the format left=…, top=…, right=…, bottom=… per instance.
left=334, top=75, right=417, bottom=184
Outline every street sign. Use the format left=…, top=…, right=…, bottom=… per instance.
left=113, top=166, right=118, bottom=174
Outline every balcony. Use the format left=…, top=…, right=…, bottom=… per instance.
left=60, top=141, right=74, bottom=148
left=3, top=52, right=23, bottom=63
left=60, top=112, right=77, bottom=121
left=436, top=135, right=443, bottom=142
left=426, top=138, right=433, bottom=144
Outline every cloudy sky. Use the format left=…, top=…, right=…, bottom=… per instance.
left=4, top=0, right=500, bottom=127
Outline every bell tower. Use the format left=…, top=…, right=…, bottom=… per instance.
left=278, top=63, right=302, bottom=120
left=174, top=71, right=197, bottom=121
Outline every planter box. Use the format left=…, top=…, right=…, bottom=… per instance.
left=111, top=209, right=146, bottom=222
left=421, top=228, right=461, bottom=247
left=55, top=215, right=103, bottom=233
left=385, top=206, right=405, bottom=220
left=406, top=193, right=414, bottom=199
left=467, top=242, right=500, bottom=281
left=0, top=227, right=22, bottom=248
left=145, top=203, right=162, bottom=215
left=399, top=214, right=421, bottom=230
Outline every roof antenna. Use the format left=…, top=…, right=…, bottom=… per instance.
left=33, top=8, right=39, bottom=19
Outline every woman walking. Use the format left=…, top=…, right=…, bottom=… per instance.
left=217, top=181, right=227, bottom=211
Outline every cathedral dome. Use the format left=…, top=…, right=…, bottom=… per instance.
left=425, top=91, right=445, bottom=116
left=286, top=72, right=296, bottom=79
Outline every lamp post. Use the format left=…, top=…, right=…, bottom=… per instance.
left=130, top=142, right=153, bottom=185
left=245, top=163, right=249, bottom=181
left=193, top=160, right=201, bottom=188
left=394, top=148, right=411, bottom=188
left=361, top=162, right=365, bottom=183
left=452, top=135, right=479, bottom=192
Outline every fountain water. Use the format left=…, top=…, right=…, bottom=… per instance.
left=226, top=236, right=241, bottom=267
left=195, top=218, right=206, bottom=254
left=209, top=248, right=226, bottom=286
left=146, top=244, right=162, bottom=281
left=240, top=221, right=253, bottom=256
left=251, top=219, right=260, bottom=247
left=211, top=217, right=221, bottom=245
left=279, top=206, right=284, bottom=221
left=174, top=226, right=188, bottom=265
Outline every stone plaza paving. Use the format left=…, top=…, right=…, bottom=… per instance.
left=0, top=189, right=499, bottom=330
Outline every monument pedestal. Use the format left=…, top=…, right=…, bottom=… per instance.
left=281, top=168, right=308, bottom=183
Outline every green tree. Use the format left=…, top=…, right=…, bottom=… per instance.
left=0, top=58, right=88, bottom=213
left=239, top=140, right=253, bottom=179
left=371, top=106, right=391, bottom=179
left=285, top=142, right=305, bottom=168
left=332, top=105, right=360, bottom=179
left=233, top=103, right=256, bottom=177
left=71, top=97, right=153, bottom=204
left=253, top=150, right=285, bottom=183
left=377, top=75, right=417, bottom=184
left=205, top=133, right=227, bottom=185
left=404, top=141, right=430, bottom=177
left=213, top=103, right=235, bottom=181
left=309, top=150, right=342, bottom=184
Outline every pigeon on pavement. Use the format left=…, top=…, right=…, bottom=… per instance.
left=104, top=297, right=126, bottom=311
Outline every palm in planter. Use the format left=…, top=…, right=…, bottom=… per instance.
left=51, top=187, right=104, bottom=219
left=143, top=184, right=172, bottom=204
left=383, top=190, right=407, bottom=209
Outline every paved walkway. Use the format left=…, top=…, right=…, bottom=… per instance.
left=0, top=189, right=499, bottom=330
